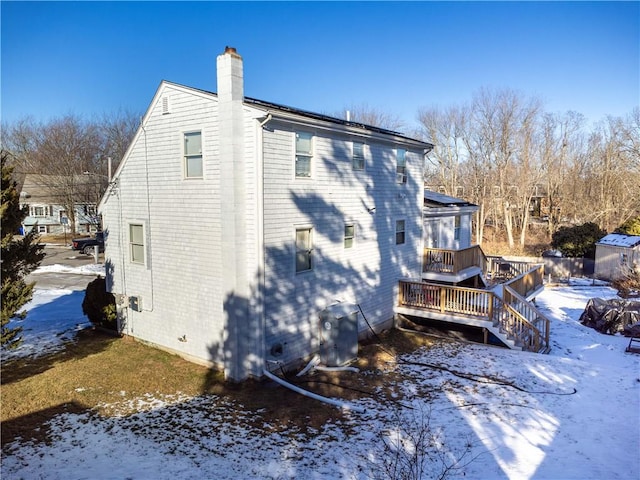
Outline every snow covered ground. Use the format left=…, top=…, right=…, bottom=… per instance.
left=2, top=272, right=639, bottom=479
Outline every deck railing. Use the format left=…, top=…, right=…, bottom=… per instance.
left=504, top=264, right=544, bottom=298
left=398, top=278, right=549, bottom=353
left=399, top=281, right=493, bottom=318
left=423, top=245, right=485, bottom=274
left=503, top=286, right=550, bottom=352
left=486, top=256, right=537, bottom=281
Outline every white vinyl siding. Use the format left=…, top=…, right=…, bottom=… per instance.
left=184, top=131, right=203, bottom=178
left=295, top=132, right=313, bottom=178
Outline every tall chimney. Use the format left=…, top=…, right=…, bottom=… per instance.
left=216, top=47, right=258, bottom=381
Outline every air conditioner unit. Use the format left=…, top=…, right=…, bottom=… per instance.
left=319, top=303, right=359, bottom=367
left=396, top=173, right=407, bottom=184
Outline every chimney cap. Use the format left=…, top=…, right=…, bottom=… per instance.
left=223, top=46, right=241, bottom=58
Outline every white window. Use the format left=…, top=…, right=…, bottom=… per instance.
left=129, top=224, right=145, bottom=264
left=295, top=227, right=313, bottom=272
left=184, top=131, right=203, bottom=178
left=295, top=132, right=313, bottom=178
left=352, top=141, right=365, bottom=170
left=454, top=216, right=461, bottom=241
left=396, top=220, right=406, bottom=245
left=37, top=225, right=47, bottom=234
left=344, top=224, right=355, bottom=248
left=396, top=148, right=407, bottom=183
left=83, top=205, right=96, bottom=216
left=32, top=206, right=45, bottom=217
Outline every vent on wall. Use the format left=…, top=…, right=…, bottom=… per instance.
left=129, top=296, right=142, bottom=312
left=162, top=96, right=170, bottom=115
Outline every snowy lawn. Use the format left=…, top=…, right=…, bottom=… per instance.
left=2, top=277, right=639, bottom=479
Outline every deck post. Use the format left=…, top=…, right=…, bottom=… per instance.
left=488, top=292, right=494, bottom=323
left=440, top=287, right=446, bottom=313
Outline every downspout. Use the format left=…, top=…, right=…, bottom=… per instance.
left=257, top=113, right=271, bottom=378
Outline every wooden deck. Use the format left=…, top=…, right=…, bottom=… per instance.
left=399, top=263, right=550, bottom=353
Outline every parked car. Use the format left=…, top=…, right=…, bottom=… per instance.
left=542, top=249, right=563, bottom=258
left=72, top=232, right=105, bottom=255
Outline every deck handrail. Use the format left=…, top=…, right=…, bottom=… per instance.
left=504, top=264, right=544, bottom=298
left=423, top=245, right=484, bottom=274
left=398, top=278, right=549, bottom=353
left=399, top=280, right=494, bottom=318
left=503, top=285, right=550, bottom=351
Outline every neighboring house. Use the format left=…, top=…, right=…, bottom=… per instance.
left=20, top=174, right=101, bottom=235
left=99, top=47, right=433, bottom=382
left=594, top=233, right=640, bottom=281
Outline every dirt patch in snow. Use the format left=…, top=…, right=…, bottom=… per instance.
left=1, top=327, right=442, bottom=447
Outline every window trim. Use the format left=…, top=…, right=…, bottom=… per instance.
left=344, top=223, right=355, bottom=248
left=295, top=226, right=313, bottom=273
left=352, top=141, right=365, bottom=171
left=129, top=222, right=146, bottom=265
left=183, top=130, right=203, bottom=179
left=295, top=131, right=313, bottom=178
left=395, top=219, right=406, bottom=245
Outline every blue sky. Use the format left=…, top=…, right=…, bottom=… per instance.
left=2, top=1, right=638, bottom=131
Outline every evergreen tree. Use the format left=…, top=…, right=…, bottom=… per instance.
left=1, top=150, right=45, bottom=349
left=615, top=216, right=640, bottom=236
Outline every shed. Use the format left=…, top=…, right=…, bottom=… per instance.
left=594, top=233, right=640, bottom=281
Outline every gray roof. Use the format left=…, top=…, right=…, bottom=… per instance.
left=424, top=190, right=476, bottom=208
left=165, top=81, right=433, bottom=149
left=597, top=233, right=640, bottom=248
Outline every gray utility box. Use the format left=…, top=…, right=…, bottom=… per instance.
left=319, top=303, right=359, bottom=367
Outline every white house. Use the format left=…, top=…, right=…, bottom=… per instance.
left=594, top=233, right=640, bottom=281
left=99, top=47, right=433, bottom=382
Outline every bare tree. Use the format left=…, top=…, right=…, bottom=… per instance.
left=98, top=109, right=140, bottom=174
left=22, top=115, right=102, bottom=234
left=418, top=104, right=469, bottom=195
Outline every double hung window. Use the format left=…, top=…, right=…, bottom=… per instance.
left=352, top=142, right=365, bottom=170
left=344, top=224, right=355, bottom=248
left=130, top=224, right=145, bottom=264
left=295, top=227, right=313, bottom=272
left=396, top=148, right=407, bottom=184
left=454, top=216, right=461, bottom=241
left=184, top=131, right=203, bottom=178
left=396, top=220, right=406, bottom=245
left=295, top=132, right=313, bottom=178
